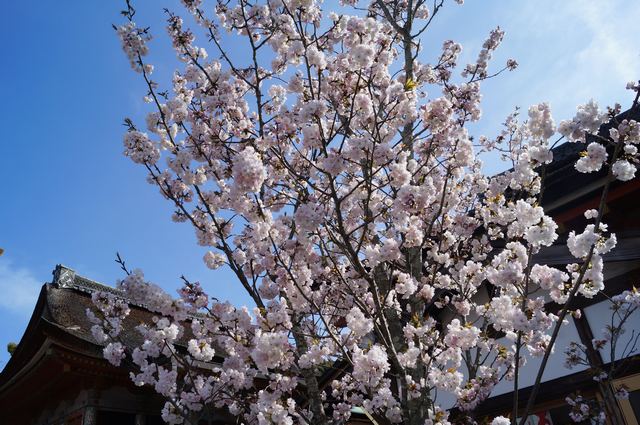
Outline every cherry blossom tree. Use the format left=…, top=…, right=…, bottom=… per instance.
left=90, top=0, right=640, bottom=424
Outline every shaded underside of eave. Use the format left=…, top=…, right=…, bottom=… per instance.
left=0, top=341, right=148, bottom=423
left=0, top=282, right=116, bottom=392
left=0, top=318, right=108, bottom=396
left=0, top=283, right=50, bottom=386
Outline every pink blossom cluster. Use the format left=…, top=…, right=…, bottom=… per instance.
left=566, top=394, right=606, bottom=424
left=116, top=22, right=152, bottom=72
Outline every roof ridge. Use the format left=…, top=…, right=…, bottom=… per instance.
left=52, top=264, right=124, bottom=297
left=50, top=265, right=204, bottom=317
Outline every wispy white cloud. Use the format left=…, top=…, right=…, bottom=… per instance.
left=547, top=0, right=640, bottom=103
left=574, top=1, right=639, bottom=81
left=0, top=260, right=42, bottom=315
left=442, top=0, right=640, bottom=175
left=504, top=0, right=640, bottom=113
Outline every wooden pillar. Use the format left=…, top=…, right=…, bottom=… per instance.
left=83, top=387, right=100, bottom=425
left=82, top=406, right=97, bottom=425
left=573, top=314, right=626, bottom=425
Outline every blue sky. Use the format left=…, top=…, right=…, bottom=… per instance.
left=1, top=0, right=638, bottom=367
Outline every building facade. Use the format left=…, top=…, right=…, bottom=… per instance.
left=475, top=107, right=640, bottom=424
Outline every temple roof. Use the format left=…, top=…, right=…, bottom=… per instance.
left=0, top=265, right=191, bottom=392
left=0, top=265, right=180, bottom=422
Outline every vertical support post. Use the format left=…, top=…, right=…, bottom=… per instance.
left=82, top=406, right=97, bottom=425
left=573, top=314, right=626, bottom=425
